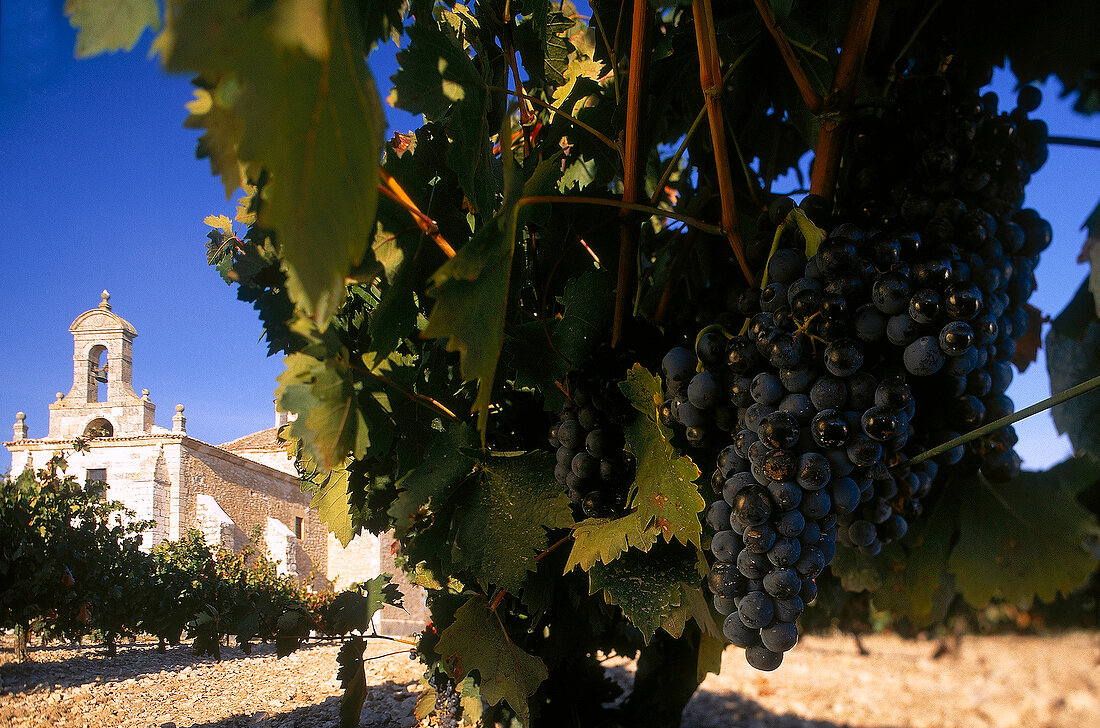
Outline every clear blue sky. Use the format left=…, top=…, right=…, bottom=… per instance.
left=1, top=2, right=1098, bottom=472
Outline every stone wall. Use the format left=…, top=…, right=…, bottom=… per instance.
left=182, top=441, right=329, bottom=591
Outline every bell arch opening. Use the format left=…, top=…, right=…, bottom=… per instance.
left=83, top=417, right=114, bottom=438
left=88, top=345, right=108, bottom=403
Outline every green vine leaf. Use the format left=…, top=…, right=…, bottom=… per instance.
left=619, top=365, right=705, bottom=547
left=564, top=513, right=660, bottom=572
left=435, top=595, right=547, bottom=725
left=389, top=424, right=478, bottom=540
left=868, top=488, right=960, bottom=627
left=1047, top=279, right=1100, bottom=459
left=949, top=459, right=1100, bottom=607
left=327, top=574, right=404, bottom=634
left=424, top=155, right=563, bottom=437
left=390, top=18, right=494, bottom=215
left=336, top=636, right=368, bottom=728
left=157, top=0, right=385, bottom=325
left=302, top=454, right=356, bottom=547
left=451, top=452, right=573, bottom=593
left=277, top=350, right=369, bottom=469
left=65, top=0, right=160, bottom=58
left=510, top=270, right=616, bottom=412
left=587, top=544, right=700, bottom=643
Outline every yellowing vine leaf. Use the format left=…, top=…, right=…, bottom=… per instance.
left=65, top=0, right=160, bottom=58
left=619, top=365, right=705, bottom=547
left=435, top=596, right=547, bottom=725
left=186, top=80, right=246, bottom=199
left=564, top=513, right=660, bottom=572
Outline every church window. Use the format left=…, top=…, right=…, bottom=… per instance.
left=86, top=468, right=107, bottom=485
left=294, top=516, right=304, bottom=539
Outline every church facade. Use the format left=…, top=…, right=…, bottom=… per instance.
left=5, top=293, right=425, bottom=632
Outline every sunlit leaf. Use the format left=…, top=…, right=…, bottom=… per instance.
left=435, top=595, right=547, bottom=723
left=65, top=0, right=160, bottom=58
left=619, top=365, right=705, bottom=547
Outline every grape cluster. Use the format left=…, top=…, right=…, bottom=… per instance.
left=683, top=71, right=1050, bottom=671
left=549, top=362, right=637, bottom=518
left=840, top=73, right=1051, bottom=481
left=427, top=672, right=460, bottom=728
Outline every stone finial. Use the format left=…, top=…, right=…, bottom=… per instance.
left=172, top=404, right=187, bottom=433
left=142, top=389, right=150, bottom=401
left=55, top=392, right=64, bottom=402
left=13, top=412, right=27, bottom=441
left=99, top=290, right=111, bottom=310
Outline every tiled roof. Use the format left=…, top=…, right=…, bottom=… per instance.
left=218, top=427, right=285, bottom=452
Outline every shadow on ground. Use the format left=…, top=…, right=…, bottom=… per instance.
left=603, top=662, right=899, bottom=728
left=0, top=641, right=282, bottom=694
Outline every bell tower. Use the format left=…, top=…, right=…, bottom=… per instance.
left=48, top=291, right=156, bottom=439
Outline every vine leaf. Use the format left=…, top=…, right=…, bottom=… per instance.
left=156, top=0, right=385, bottom=325
left=564, top=513, right=660, bottom=572
left=65, top=0, right=160, bottom=58
left=389, top=424, right=478, bottom=540
left=451, top=453, right=573, bottom=593
left=186, top=80, right=246, bottom=199
left=423, top=156, right=562, bottom=436
left=286, top=438, right=356, bottom=546
left=1047, top=279, right=1100, bottom=459
left=697, top=631, right=726, bottom=683
left=949, top=460, right=1100, bottom=607
left=1010, top=302, right=1045, bottom=373
left=587, top=544, right=700, bottom=643
left=868, top=487, right=960, bottom=627
left=435, top=595, right=547, bottom=724
left=510, top=270, right=616, bottom=412
left=336, top=636, right=368, bottom=728
left=390, top=18, right=494, bottom=215
left=327, top=574, right=404, bottom=633
left=619, top=365, right=705, bottom=547
left=277, top=350, right=369, bottom=469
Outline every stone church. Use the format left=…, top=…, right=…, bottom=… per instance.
left=5, top=292, right=424, bottom=633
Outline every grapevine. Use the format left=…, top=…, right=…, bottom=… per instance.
left=59, top=1, right=1100, bottom=726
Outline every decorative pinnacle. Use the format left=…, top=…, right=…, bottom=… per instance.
left=16, top=412, right=25, bottom=422
left=175, top=404, right=185, bottom=413
left=99, top=290, right=111, bottom=310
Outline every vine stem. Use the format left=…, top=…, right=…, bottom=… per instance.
left=809, top=0, right=880, bottom=202
left=898, top=372, right=1100, bottom=471
left=1048, top=135, right=1100, bottom=150
left=485, top=85, right=618, bottom=150
left=752, top=0, right=823, bottom=113
left=613, top=0, right=651, bottom=349
left=514, top=195, right=723, bottom=235
left=693, top=0, right=754, bottom=286
left=377, top=168, right=456, bottom=258
left=350, top=361, right=461, bottom=422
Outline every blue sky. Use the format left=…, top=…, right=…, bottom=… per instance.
left=1, top=2, right=1098, bottom=472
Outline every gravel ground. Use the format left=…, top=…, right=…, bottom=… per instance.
left=1, top=632, right=1097, bottom=727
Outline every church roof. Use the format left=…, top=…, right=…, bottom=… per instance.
left=219, top=427, right=286, bottom=453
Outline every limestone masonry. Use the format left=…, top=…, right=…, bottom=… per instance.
left=5, top=292, right=426, bottom=634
